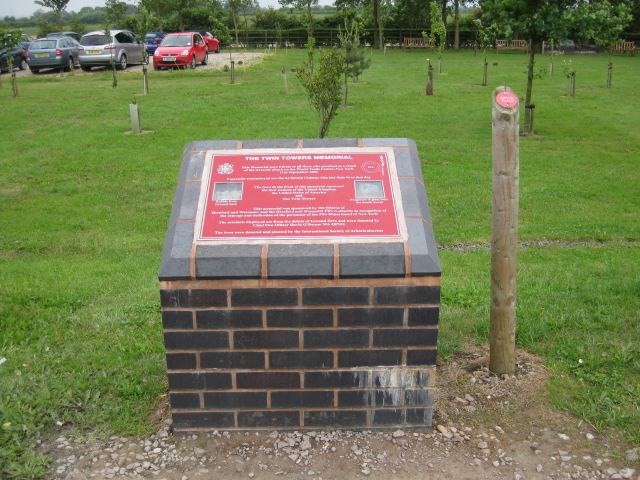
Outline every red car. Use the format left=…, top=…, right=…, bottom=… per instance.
left=187, top=30, right=220, bottom=53
left=153, top=32, right=208, bottom=70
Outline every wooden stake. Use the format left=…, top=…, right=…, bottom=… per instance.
left=231, top=60, right=235, bottom=84
left=426, top=59, right=433, bottom=96
left=143, top=65, right=149, bottom=95
left=490, top=86, right=520, bottom=375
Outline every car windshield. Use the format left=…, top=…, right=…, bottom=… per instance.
left=30, top=40, right=57, bottom=49
left=80, top=35, right=111, bottom=46
left=162, top=36, right=191, bottom=47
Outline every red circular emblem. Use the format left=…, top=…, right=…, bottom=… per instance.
left=496, top=91, right=518, bottom=108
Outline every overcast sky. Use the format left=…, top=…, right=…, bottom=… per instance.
left=0, top=0, right=334, bottom=20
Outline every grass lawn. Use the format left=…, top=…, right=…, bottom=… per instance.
left=0, top=48, right=638, bottom=478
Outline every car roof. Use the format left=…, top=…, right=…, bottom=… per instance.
left=83, top=30, right=128, bottom=36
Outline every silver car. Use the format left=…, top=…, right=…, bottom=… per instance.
left=78, top=30, right=147, bottom=71
left=26, top=37, right=80, bottom=73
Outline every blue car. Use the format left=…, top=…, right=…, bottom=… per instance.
left=26, top=37, right=80, bottom=73
left=145, top=32, right=166, bottom=54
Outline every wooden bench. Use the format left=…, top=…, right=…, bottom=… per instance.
left=403, top=37, right=434, bottom=51
left=496, top=39, right=529, bottom=53
left=611, top=41, right=636, bottom=56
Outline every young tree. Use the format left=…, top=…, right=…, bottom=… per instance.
left=105, top=0, right=128, bottom=28
left=0, top=28, right=22, bottom=96
left=338, top=19, right=371, bottom=82
left=34, top=0, right=70, bottom=27
left=473, top=19, right=496, bottom=86
left=424, top=1, right=445, bottom=74
left=569, top=1, right=631, bottom=88
left=297, top=43, right=346, bottom=138
left=481, top=0, right=573, bottom=135
left=227, top=0, right=256, bottom=45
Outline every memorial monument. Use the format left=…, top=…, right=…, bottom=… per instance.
left=159, top=138, right=440, bottom=432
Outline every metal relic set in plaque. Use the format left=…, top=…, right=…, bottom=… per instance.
left=159, top=139, right=440, bottom=432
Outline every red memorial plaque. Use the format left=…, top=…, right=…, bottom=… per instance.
left=198, top=152, right=401, bottom=240
left=496, top=91, right=518, bottom=108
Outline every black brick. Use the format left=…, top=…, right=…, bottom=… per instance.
left=160, top=289, right=227, bottom=308
left=406, top=349, right=438, bottom=366
left=166, top=353, right=197, bottom=370
left=200, top=352, right=265, bottom=369
left=270, top=351, right=333, bottom=369
left=170, top=393, right=200, bottom=409
left=164, top=331, right=229, bottom=350
left=304, top=371, right=367, bottom=389
left=304, top=410, right=367, bottom=427
left=162, top=311, right=194, bottom=329
left=338, top=390, right=403, bottom=407
left=204, top=392, right=267, bottom=409
left=173, top=412, right=235, bottom=429
left=373, top=286, right=440, bottom=305
left=271, top=391, right=334, bottom=408
left=304, top=329, right=368, bottom=348
left=405, top=389, right=434, bottom=406
left=231, top=288, right=298, bottom=307
left=302, top=287, right=369, bottom=306
left=338, top=308, right=403, bottom=327
left=267, top=309, right=333, bottom=328
left=236, top=372, right=300, bottom=389
left=168, top=372, right=232, bottom=390
left=372, top=369, right=430, bottom=388
left=338, top=350, right=402, bottom=367
left=373, top=328, right=437, bottom=347
left=234, top=330, right=299, bottom=349
left=196, top=310, right=262, bottom=329
left=237, top=411, right=300, bottom=428
left=407, top=307, right=439, bottom=326
left=371, top=408, right=432, bottom=425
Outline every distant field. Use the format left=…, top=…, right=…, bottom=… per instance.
left=0, top=48, right=638, bottom=478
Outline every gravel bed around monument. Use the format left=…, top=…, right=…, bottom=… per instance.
left=40, top=347, right=638, bottom=480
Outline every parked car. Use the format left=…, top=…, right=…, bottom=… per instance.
left=0, top=45, right=27, bottom=73
left=26, top=37, right=80, bottom=73
left=19, top=33, right=35, bottom=50
left=153, top=32, right=208, bottom=70
left=145, top=32, right=166, bottom=54
left=47, top=31, right=82, bottom=42
left=78, top=30, right=147, bottom=71
left=186, top=30, right=220, bottom=53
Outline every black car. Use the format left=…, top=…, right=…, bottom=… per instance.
left=0, top=45, right=27, bottom=73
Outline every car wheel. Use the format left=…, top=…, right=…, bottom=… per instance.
left=81, top=65, right=91, bottom=72
left=18, top=57, right=27, bottom=70
left=30, top=68, right=40, bottom=74
left=117, top=54, right=127, bottom=70
left=153, top=65, right=160, bottom=71
left=215, top=45, right=220, bottom=54
left=64, top=57, right=74, bottom=72
left=142, top=51, right=149, bottom=65
left=201, top=53, right=208, bottom=66
left=190, top=55, right=196, bottom=69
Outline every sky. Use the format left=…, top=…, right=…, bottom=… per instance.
left=0, top=0, right=334, bottom=20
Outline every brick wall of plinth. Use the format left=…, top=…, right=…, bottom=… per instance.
left=160, top=278, right=439, bottom=432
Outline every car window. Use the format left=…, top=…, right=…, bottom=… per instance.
left=31, top=40, right=57, bottom=49
left=115, top=32, right=132, bottom=43
left=195, top=34, right=203, bottom=44
left=162, top=35, right=192, bottom=47
left=80, top=35, right=111, bottom=46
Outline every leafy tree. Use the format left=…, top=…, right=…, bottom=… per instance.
left=569, top=1, right=631, bottom=88
left=34, top=0, right=70, bottom=27
left=104, top=0, right=128, bottom=28
left=253, top=7, right=303, bottom=29
left=37, top=19, right=59, bottom=37
left=227, top=0, right=257, bottom=44
left=280, top=0, right=319, bottom=40
left=139, top=0, right=171, bottom=30
left=423, top=1, right=445, bottom=73
left=297, top=43, right=346, bottom=138
left=473, top=19, right=497, bottom=85
left=0, top=27, right=21, bottom=96
left=481, top=0, right=574, bottom=135
left=68, top=16, right=87, bottom=34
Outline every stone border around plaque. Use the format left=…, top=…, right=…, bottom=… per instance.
left=160, top=138, right=440, bottom=281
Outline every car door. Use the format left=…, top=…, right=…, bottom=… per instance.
left=127, top=31, right=144, bottom=63
left=194, top=34, right=206, bottom=62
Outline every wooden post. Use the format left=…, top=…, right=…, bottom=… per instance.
left=129, top=102, right=142, bottom=134
left=143, top=64, right=149, bottom=95
left=490, top=86, right=520, bottom=375
left=607, top=61, right=612, bottom=88
left=282, top=68, right=288, bottom=94
left=426, top=58, right=433, bottom=96
left=231, top=60, right=235, bottom=84
left=482, top=62, right=488, bottom=87
left=571, top=71, right=576, bottom=97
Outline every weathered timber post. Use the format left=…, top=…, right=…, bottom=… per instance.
left=231, top=60, right=235, bottom=84
left=607, top=61, right=612, bottom=88
left=482, top=61, right=488, bottom=87
left=143, top=64, right=149, bottom=95
left=426, top=58, right=433, bottom=96
left=282, top=68, right=288, bottom=94
left=571, top=71, right=576, bottom=97
left=490, top=86, right=520, bottom=375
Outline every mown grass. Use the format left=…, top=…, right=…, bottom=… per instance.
left=0, top=48, right=638, bottom=478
